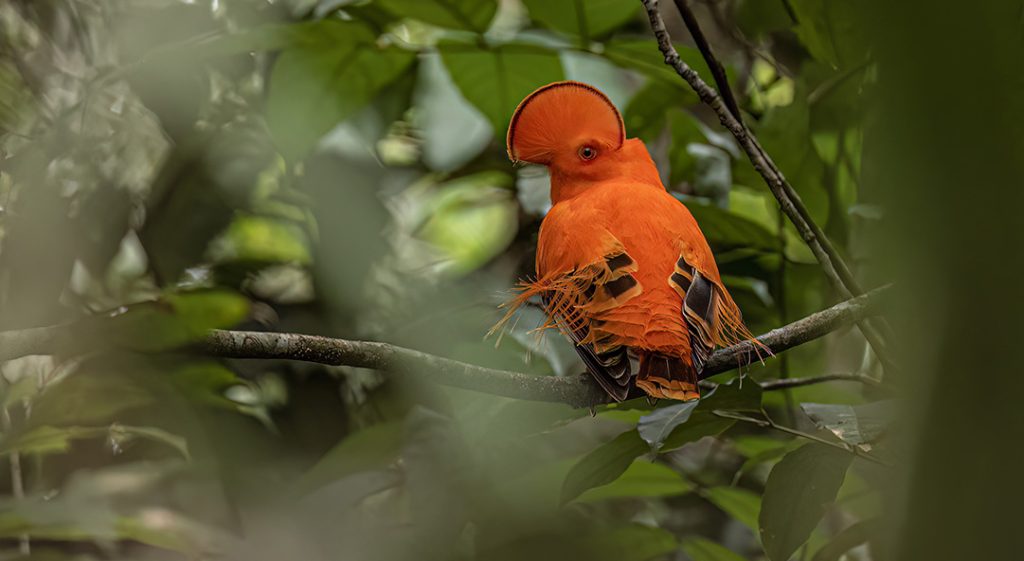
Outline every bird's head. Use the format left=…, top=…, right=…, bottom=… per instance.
left=506, top=81, right=657, bottom=194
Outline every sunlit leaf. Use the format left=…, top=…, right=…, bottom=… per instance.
left=439, top=41, right=564, bottom=134
left=102, top=290, right=249, bottom=351
left=759, top=443, right=853, bottom=561
left=522, top=0, right=638, bottom=42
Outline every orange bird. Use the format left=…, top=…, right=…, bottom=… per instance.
left=501, top=81, right=762, bottom=402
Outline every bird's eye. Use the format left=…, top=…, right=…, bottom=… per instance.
left=577, top=145, right=598, bottom=161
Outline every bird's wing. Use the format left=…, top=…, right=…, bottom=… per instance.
left=496, top=203, right=643, bottom=402
left=667, top=203, right=768, bottom=372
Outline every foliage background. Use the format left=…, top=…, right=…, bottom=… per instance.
left=0, top=0, right=1020, bottom=560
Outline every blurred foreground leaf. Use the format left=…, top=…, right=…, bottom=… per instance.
left=560, top=428, right=647, bottom=504
left=375, top=0, right=497, bottom=32
left=681, top=537, right=747, bottom=561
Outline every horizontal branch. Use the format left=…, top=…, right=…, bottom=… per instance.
left=201, top=285, right=890, bottom=408
left=0, top=287, right=889, bottom=409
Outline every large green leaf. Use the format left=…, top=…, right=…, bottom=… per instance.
left=681, top=537, right=747, bottom=561
left=374, top=0, right=497, bottom=32
left=706, top=486, right=762, bottom=533
left=576, top=459, right=694, bottom=502
left=759, top=443, right=853, bottom=561
left=267, top=22, right=415, bottom=160
left=559, top=428, right=647, bottom=504
left=522, top=0, right=638, bottom=42
left=439, top=41, right=564, bottom=134
left=637, top=400, right=701, bottom=451
left=639, top=376, right=761, bottom=452
left=624, top=81, right=681, bottom=140
left=800, top=401, right=893, bottom=447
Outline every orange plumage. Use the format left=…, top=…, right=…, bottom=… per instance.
left=500, top=81, right=763, bottom=402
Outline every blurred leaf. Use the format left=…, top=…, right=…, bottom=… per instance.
left=560, top=428, right=647, bottom=504
left=374, top=0, right=497, bottom=32
left=415, top=53, right=493, bottom=171
left=759, top=443, right=853, bottom=561
left=293, top=422, right=404, bottom=496
left=582, top=524, right=678, bottom=561
left=439, top=41, right=564, bottom=134
left=29, top=369, right=154, bottom=428
left=603, top=39, right=725, bottom=100
left=668, top=109, right=709, bottom=186
left=624, top=81, right=681, bottom=140
left=811, top=518, right=880, bottom=561
left=681, top=537, right=747, bottom=561
left=576, top=459, right=694, bottom=502
left=522, top=0, right=638, bottom=42
left=800, top=401, right=893, bottom=447
left=685, top=199, right=779, bottom=252
left=0, top=424, right=187, bottom=459
left=637, top=400, right=700, bottom=451
left=706, top=486, right=762, bottom=533
left=421, top=172, right=519, bottom=274
left=267, top=22, right=415, bottom=160
left=103, top=290, right=249, bottom=351
left=212, top=214, right=312, bottom=266
left=789, top=0, right=869, bottom=69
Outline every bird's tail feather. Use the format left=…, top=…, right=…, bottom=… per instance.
left=635, top=352, right=700, bottom=402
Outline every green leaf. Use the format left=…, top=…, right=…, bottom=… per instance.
left=668, top=109, right=710, bottom=186
left=624, top=81, right=681, bottom=140
left=374, top=0, right=497, bottom=32
left=603, top=39, right=726, bottom=99
left=706, top=486, right=762, bottom=533
left=560, top=428, right=648, bottom=504
left=439, top=41, right=564, bottom=134
left=582, top=524, right=678, bottom=561
left=637, top=400, right=701, bottom=451
left=759, top=443, right=853, bottom=561
left=0, top=425, right=188, bottom=459
left=789, top=0, right=869, bottom=69
left=103, top=290, right=250, bottom=351
left=576, top=460, right=694, bottom=502
left=267, top=22, right=415, bottom=160
left=292, top=422, right=404, bottom=496
left=685, top=200, right=780, bottom=252
left=522, top=0, right=638, bottom=42
left=213, top=214, right=312, bottom=266
left=681, top=537, right=747, bottom=561
left=800, top=401, right=893, bottom=447
left=811, top=518, right=880, bottom=561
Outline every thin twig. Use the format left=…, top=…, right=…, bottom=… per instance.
left=758, top=372, right=882, bottom=390
left=638, top=0, right=895, bottom=371
left=2, top=408, right=29, bottom=554
left=712, top=409, right=890, bottom=466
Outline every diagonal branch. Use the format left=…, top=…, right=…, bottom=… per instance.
left=639, top=0, right=895, bottom=370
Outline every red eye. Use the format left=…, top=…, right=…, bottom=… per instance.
left=577, top=145, right=598, bottom=161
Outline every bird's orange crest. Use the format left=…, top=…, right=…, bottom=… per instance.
left=506, top=81, right=625, bottom=165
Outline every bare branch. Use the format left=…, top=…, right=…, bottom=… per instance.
left=0, top=287, right=889, bottom=409
left=639, top=0, right=895, bottom=370
left=758, top=372, right=883, bottom=391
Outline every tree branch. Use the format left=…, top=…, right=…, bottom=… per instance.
left=672, top=0, right=743, bottom=122
left=0, top=287, right=889, bottom=409
left=200, top=286, right=889, bottom=408
left=639, top=0, right=895, bottom=370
